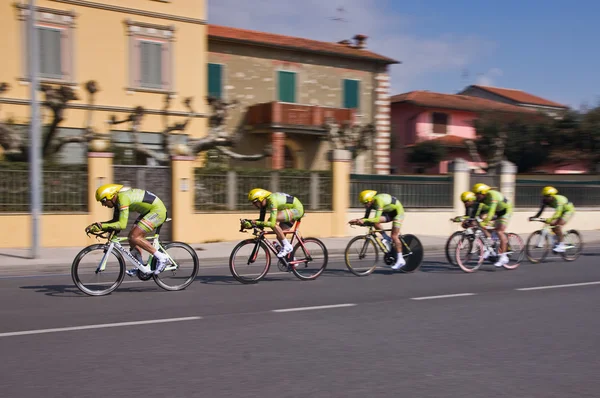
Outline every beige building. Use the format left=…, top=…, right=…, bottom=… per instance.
left=207, top=24, right=399, bottom=174
left=0, top=0, right=208, bottom=161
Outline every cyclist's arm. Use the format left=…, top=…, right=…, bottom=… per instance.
left=255, top=200, right=277, bottom=228
left=532, top=201, right=546, bottom=218
left=362, top=198, right=383, bottom=223
left=101, top=196, right=130, bottom=231
left=483, top=199, right=498, bottom=223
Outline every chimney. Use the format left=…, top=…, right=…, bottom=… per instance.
left=353, top=34, right=368, bottom=49
left=337, top=39, right=351, bottom=46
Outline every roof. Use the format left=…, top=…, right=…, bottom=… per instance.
left=463, top=85, right=568, bottom=108
left=391, top=91, right=536, bottom=114
left=208, top=24, right=399, bottom=65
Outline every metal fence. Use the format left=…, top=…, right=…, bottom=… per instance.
left=516, top=180, right=600, bottom=207
left=350, top=174, right=453, bottom=208
left=195, top=169, right=333, bottom=212
left=0, top=167, right=88, bottom=212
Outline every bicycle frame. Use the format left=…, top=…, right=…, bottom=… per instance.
left=243, top=220, right=313, bottom=267
left=94, top=231, right=176, bottom=275
left=355, top=225, right=412, bottom=256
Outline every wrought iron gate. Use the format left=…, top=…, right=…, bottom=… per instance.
left=113, top=165, right=172, bottom=240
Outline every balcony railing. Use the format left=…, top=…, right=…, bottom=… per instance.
left=245, top=102, right=355, bottom=130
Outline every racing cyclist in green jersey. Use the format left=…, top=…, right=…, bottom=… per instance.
left=86, top=184, right=170, bottom=275
left=529, top=186, right=575, bottom=253
left=349, top=190, right=406, bottom=270
left=472, top=183, right=513, bottom=267
left=243, top=188, right=305, bottom=258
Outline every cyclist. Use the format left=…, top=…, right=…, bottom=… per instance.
left=243, top=188, right=305, bottom=258
left=349, top=190, right=406, bottom=270
left=529, top=186, right=575, bottom=253
left=454, top=191, right=488, bottom=226
left=86, top=184, right=170, bottom=275
left=472, top=183, right=513, bottom=267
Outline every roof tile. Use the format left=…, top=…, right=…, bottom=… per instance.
left=208, top=24, right=399, bottom=64
left=467, top=85, right=567, bottom=108
left=391, top=91, right=536, bottom=114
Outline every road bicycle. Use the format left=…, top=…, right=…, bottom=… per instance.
left=454, top=217, right=524, bottom=273
left=525, top=218, right=583, bottom=263
left=228, top=219, right=328, bottom=284
left=344, top=223, right=424, bottom=276
left=71, top=218, right=199, bottom=296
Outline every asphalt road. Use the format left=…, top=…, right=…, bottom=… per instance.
left=1, top=248, right=600, bottom=397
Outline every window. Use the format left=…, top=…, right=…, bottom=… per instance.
left=208, top=63, right=223, bottom=99
left=127, top=21, right=174, bottom=92
left=16, top=5, right=76, bottom=83
left=432, top=112, right=449, bottom=134
left=343, top=79, right=360, bottom=109
left=278, top=71, right=296, bottom=103
left=38, top=27, right=63, bottom=79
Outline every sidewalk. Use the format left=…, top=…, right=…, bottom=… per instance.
left=1, top=230, right=600, bottom=275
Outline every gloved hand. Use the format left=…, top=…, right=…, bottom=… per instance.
left=453, top=216, right=462, bottom=222
left=86, top=222, right=102, bottom=234
left=544, top=218, right=552, bottom=225
left=242, top=220, right=253, bottom=229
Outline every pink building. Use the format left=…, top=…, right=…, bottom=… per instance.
left=390, top=91, right=535, bottom=174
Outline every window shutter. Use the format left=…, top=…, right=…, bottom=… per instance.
left=343, top=79, right=359, bottom=109
left=278, top=71, right=296, bottom=103
left=161, top=43, right=169, bottom=89
left=133, top=40, right=141, bottom=86
left=208, top=63, right=222, bottom=99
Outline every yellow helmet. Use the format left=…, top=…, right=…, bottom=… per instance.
left=472, top=183, right=491, bottom=195
left=461, top=191, right=476, bottom=202
left=358, top=190, right=377, bottom=204
left=95, top=183, right=123, bottom=202
left=542, top=186, right=558, bottom=196
left=248, top=188, right=271, bottom=203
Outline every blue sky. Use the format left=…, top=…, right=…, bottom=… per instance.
left=208, top=0, right=599, bottom=109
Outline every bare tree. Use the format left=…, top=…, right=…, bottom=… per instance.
left=109, top=94, right=269, bottom=165
left=0, top=80, right=104, bottom=161
left=464, top=130, right=507, bottom=174
left=324, top=118, right=375, bottom=159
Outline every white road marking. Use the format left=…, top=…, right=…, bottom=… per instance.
left=411, top=293, right=476, bottom=301
left=272, top=303, right=356, bottom=313
left=516, top=281, right=600, bottom=291
left=0, top=316, right=202, bottom=338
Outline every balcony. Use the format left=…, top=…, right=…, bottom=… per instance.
left=244, top=102, right=355, bottom=135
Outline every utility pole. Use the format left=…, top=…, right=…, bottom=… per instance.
left=28, top=0, right=42, bottom=258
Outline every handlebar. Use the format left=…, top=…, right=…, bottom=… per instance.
left=529, top=217, right=547, bottom=222
left=239, top=218, right=264, bottom=235
left=85, top=228, right=116, bottom=241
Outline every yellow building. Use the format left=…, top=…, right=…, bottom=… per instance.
left=0, top=0, right=208, bottom=145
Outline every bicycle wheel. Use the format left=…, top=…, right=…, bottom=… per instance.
left=229, top=239, right=271, bottom=284
left=525, top=230, right=550, bottom=263
left=560, top=230, right=583, bottom=262
left=152, top=242, right=199, bottom=291
left=71, top=244, right=126, bottom=296
left=445, top=231, right=463, bottom=266
left=503, top=233, right=524, bottom=270
left=290, top=237, right=328, bottom=281
left=455, top=237, right=484, bottom=273
left=399, top=234, right=424, bottom=273
left=344, top=235, right=379, bottom=276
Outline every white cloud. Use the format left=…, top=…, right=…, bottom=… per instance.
left=475, top=67, right=503, bottom=86
left=208, top=0, right=495, bottom=94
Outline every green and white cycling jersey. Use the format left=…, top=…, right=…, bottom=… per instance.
left=256, top=192, right=304, bottom=228
left=101, top=188, right=167, bottom=233
left=475, top=190, right=512, bottom=219
left=362, top=193, right=405, bottom=226
left=533, top=194, right=575, bottom=222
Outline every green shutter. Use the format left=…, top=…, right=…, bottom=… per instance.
left=343, top=79, right=360, bottom=109
left=38, top=27, right=62, bottom=79
left=208, top=63, right=223, bottom=99
left=278, top=71, right=296, bottom=103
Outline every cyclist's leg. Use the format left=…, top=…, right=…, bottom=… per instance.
left=493, top=210, right=511, bottom=265
left=129, top=210, right=164, bottom=254
left=390, top=211, right=405, bottom=269
left=274, top=205, right=303, bottom=255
